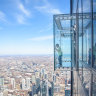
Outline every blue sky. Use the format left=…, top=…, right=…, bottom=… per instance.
left=0, top=0, right=70, bottom=55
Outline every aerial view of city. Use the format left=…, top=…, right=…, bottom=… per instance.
left=0, top=0, right=96, bottom=96
left=0, top=55, right=71, bottom=96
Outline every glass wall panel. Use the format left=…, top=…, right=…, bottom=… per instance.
left=83, top=19, right=92, bottom=66
left=82, top=0, right=92, bottom=68
left=93, top=0, right=96, bottom=68
left=82, top=1, right=92, bottom=95
left=61, top=20, right=71, bottom=68
left=83, top=18, right=92, bottom=95
left=93, top=20, right=96, bottom=68
left=54, top=18, right=61, bottom=69
left=54, top=15, right=71, bottom=70
left=72, top=0, right=93, bottom=96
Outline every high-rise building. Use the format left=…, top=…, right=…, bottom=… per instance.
left=22, top=78, right=25, bottom=90
left=52, top=73, right=56, bottom=83
left=32, top=85, right=36, bottom=96
left=32, top=75, right=36, bottom=84
left=35, top=72, right=40, bottom=78
left=53, top=0, right=96, bottom=96
left=26, top=78, right=30, bottom=89
left=0, top=77, right=4, bottom=87
left=46, top=80, right=49, bottom=96
left=11, top=78, right=15, bottom=89
left=41, top=81, right=47, bottom=96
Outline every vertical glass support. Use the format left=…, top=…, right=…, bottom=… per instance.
left=70, top=0, right=73, bottom=96
left=53, top=15, right=56, bottom=71
left=75, top=0, right=79, bottom=71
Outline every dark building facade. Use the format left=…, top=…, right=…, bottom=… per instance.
left=53, top=0, right=96, bottom=96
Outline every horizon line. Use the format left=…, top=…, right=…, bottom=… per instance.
left=0, top=54, right=54, bottom=56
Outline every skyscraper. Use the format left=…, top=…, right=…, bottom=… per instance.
left=32, top=75, right=36, bottom=84
left=26, top=78, right=30, bottom=89
left=22, top=78, right=25, bottom=90
left=0, top=77, right=4, bottom=87
left=53, top=0, right=96, bottom=96
left=11, top=78, right=15, bottom=89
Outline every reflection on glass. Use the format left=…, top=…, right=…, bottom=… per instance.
left=83, top=19, right=92, bottom=67
left=83, top=69, right=91, bottom=96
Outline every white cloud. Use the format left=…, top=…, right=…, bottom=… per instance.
left=35, top=5, right=61, bottom=14
left=16, top=2, right=31, bottom=24
left=19, top=3, right=30, bottom=17
left=16, top=14, right=25, bottom=24
left=0, top=11, right=7, bottom=22
left=35, top=0, right=62, bottom=15
left=50, top=8, right=62, bottom=14
left=29, top=35, right=53, bottom=41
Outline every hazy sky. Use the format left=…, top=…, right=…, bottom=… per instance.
left=0, top=0, right=70, bottom=55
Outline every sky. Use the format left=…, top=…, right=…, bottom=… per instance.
left=0, top=0, right=70, bottom=55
